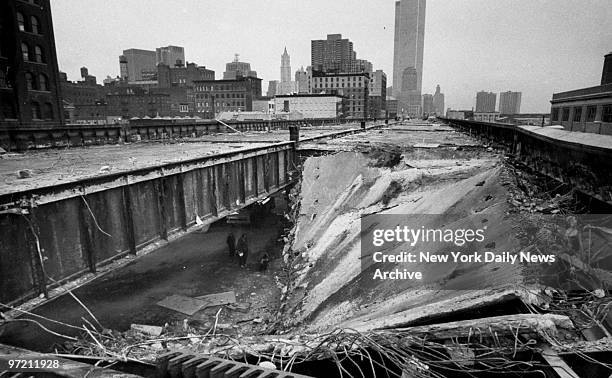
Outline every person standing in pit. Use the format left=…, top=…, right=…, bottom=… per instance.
left=259, top=253, right=270, bottom=273
left=227, top=231, right=236, bottom=260
left=237, top=233, right=249, bottom=268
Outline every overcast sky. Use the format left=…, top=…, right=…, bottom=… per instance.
left=51, top=0, right=611, bottom=113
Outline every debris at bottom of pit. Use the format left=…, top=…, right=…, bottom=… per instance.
left=130, top=324, right=163, bottom=337
left=227, top=302, right=252, bottom=312
left=194, top=290, right=236, bottom=307
left=58, top=315, right=588, bottom=378
left=156, top=294, right=207, bottom=315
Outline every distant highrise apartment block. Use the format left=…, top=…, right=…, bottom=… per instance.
left=475, top=91, right=497, bottom=112
left=121, top=48, right=157, bottom=81
left=499, top=91, right=522, bottom=114
left=223, top=54, right=258, bottom=80
left=156, top=45, right=185, bottom=67
left=393, top=0, right=426, bottom=115
left=311, top=34, right=356, bottom=74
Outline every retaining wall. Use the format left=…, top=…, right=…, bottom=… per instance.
left=0, top=142, right=296, bottom=305
left=440, top=118, right=612, bottom=204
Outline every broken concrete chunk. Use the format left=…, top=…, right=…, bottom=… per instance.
left=194, top=291, right=236, bottom=308
left=130, top=324, right=163, bottom=337
left=157, top=294, right=207, bottom=316
left=258, top=361, right=276, bottom=369
left=227, top=302, right=252, bottom=313
left=17, top=169, right=32, bottom=179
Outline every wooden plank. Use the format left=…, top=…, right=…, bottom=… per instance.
left=194, top=291, right=236, bottom=308
left=395, top=314, right=573, bottom=340
left=541, top=345, right=580, bottom=378
left=156, top=294, right=207, bottom=316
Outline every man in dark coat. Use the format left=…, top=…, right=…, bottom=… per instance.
left=237, top=233, right=249, bottom=268
left=227, top=232, right=236, bottom=259
left=259, top=253, right=270, bottom=273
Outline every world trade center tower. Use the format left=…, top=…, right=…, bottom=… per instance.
left=392, top=0, right=426, bottom=116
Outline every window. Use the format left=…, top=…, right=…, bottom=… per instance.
left=21, top=42, right=29, bottom=61
left=31, top=16, right=39, bottom=34
left=551, top=108, right=560, bottom=121
left=573, top=107, right=582, bottom=122
left=561, top=108, right=570, bottom=121
left=586, top=106, right=597, bottom=122
left=34, top=45, right=44, bottom=63
left=43, top=103, right=53, bottom=119
left=25, top=72, right=35, bottom=90
left=31, top=101, right=41, bottom=119
left=17, top=12, right=25, bottom=31
left=603, top=105, right=612, bottom=123
left=38, top=73, right=47, bottom=91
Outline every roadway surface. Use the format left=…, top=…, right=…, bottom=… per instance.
left=1, top=212, right=286, bottom=352
left=0, top=124, right=366, bottom=195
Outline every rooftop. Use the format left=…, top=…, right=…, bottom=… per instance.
left=551, top=83, right=612, bottom=102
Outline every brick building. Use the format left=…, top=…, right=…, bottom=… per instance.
left=0, top=0, right=65, bottom=127
left=193, top=76, right=262, bottom=119
left=311, top=71, right=369, bottom=119
left=59, top=68, right=107, bottom=122
left=157, top=62, right=214, bottom=88
left=274, top=94, right=345, bottom=119
left=369, top=70, right=387, bottom=118
left=550, top=53, right=612, bottom=134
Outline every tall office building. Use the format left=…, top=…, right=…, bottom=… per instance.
left=432, top=84, right=445, bottom=115
left=281, top=47, right=291, bottom=83
left=311, top=34, right=355, bottom=73
left=267, top=80, right=278, bottom=97
left=399, top=66, right=421, bottom=115
left=278, top=47, right=297, bottom=94
left=121, top=48, right=156, bottom=81
left=393, top=0, right=426, bottom=114
left=1, top=0, right=65, bottom=126
left=475, top=91, right=497, bottom=112
left=223, top=54, right=257, bottom=79
left=422, top=93, right=434, bottom=114
left=156, top=45, right=185, bottom=67
left=295, top=67, right=310, bottom=94
left=499, top=91, right=522, bottom=114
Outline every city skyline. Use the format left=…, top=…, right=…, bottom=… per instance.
left=51, top=0, right=611, bottom=113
